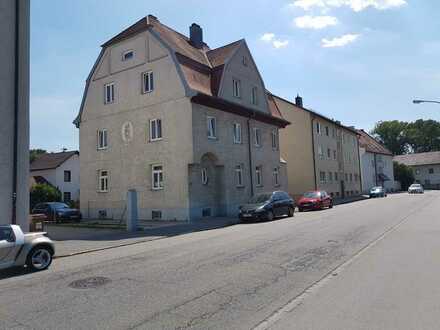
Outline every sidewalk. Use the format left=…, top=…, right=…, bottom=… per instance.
left=45, top=217, right=238, bottom=258
left=333, top=194, right=369, bottom=205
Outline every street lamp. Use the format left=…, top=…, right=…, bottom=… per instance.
left=413, top=99, right=440, bottom=105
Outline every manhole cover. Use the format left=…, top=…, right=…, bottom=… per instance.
left=69, top=276, right=111, bottom=289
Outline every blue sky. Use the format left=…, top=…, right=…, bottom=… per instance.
left=31, top=0, right=440, bottom=151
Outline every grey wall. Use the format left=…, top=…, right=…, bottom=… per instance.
left=0, top=0, right=30, bottom=229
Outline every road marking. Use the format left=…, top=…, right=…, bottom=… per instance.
left=253, top=195, right=437, bottom=330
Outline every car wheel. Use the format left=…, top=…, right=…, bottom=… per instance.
left=266, top=210, right=274, bottom=221
left=298, top=207, right=303, bottom=212
left=329, top=202, right=333, bottom=209
left=26, top=246, right=53, bottom=271
left=288, top=207, right=294, bottom=217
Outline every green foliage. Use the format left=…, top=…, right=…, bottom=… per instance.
left=30, top=149, right=47, bottom=163
left=30, top=184, right=61, bottom=210
left=393, top=161, right=414, bottom=190
left=372, top=119, right=440, bottom=155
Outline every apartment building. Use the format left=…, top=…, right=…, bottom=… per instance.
left=273, top=94, right=362, bottom=199
left=394, top=151, right=440, bottom=189
left=74, top=15, right=289, bottom=221
left=358, top=129, right=394, bottom=193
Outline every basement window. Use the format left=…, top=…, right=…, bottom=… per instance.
left=152, top=210, right=162, bottom=220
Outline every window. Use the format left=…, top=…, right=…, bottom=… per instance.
left=325, top=126, right=329, bottom=136
left=334, top=172, right=338, bottom=181
left=271, top=129, right=278, bottom=149
left=333, top=150, right=337, bottom=160
left=350, top=173, right=353, bottom=182
left=207, top=116, right=216, bottom=139
left=254, top=128, right=262, bottom=147
left=64, top=170, right=71, bottom=183
left=152, top=165, right=164, bottom=190
left=273, top=167, right=280, bottom=186
left=329, top=172, right=333, bottom=182
left=149, top=119, right=162, bottom=141
left=355, top=174, right=359, bottom=182
left=97, top=129, right=108, bottom=149
left=63, top=192, right=71, bottom=202
left=318, top=145, right=324, bottom=159
left=201, top=168, right=208, bottom=185
left=233, top=123, right=242, bottom=144
left=345, top=173, right=348, bottom=181
left=327, top=148, right=331, bottom=159
left=152, top=210, right=162, bottom=220
left=316, top=122, right=321, bottom=135
left=256, top=166, right=263, bottom=186
left=104, top=82, right=115, bottom=104
left=98, top=170, right=109, bottom=192
left=429, top=168, right=434, bottom=174
left=415, top=169, right=420, bottom=175
left=235, top=164, right=244, bottom=187
left=320, top=171, right=326, bottom=183
left=142, top=71, right=154, bottom=93
left=122, top=50, right=134, bottom=61
left=332, top=128, right=336, bottom=138
left=251, top=86, right=258, bottom=105
left=233, top=79, right=241, bottom=98
left=242, top=56, right=248, bottom=66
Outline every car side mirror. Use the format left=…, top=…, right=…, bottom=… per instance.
left=7, top=235, right=15, bottom=243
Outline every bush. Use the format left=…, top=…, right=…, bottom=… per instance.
left=393, top=162, right=414, bottom=191
left=30, top=184, right=62, bottom=210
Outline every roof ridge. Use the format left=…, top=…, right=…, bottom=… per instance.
left=207, top=39, right=243, bottom=53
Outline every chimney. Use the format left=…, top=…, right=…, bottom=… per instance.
left=295, top=94, right=303, bottom=108
left=190, top=23, right=203, bottom=49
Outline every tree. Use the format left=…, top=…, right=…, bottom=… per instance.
left=30, top=149, right=46, bottom=163
left=30, top=183, right=61, bottom=210
left=371, top=121, right=408, bottom=155
left=393, top=162, right=414, bottom=191
left=405, top=119, right=440, bottom=153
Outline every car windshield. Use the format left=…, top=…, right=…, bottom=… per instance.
left=371, top=187, right=382, bottom=190
left=410, top=184, right=421, bottom=188
left=51, top=203, right=69, bottom=210
left=304, top=191, right=320, bottom=198
left=248, top=194, right=272, bottom=204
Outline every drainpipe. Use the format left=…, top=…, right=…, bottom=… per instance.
left=374, top=153, right=378, bottom=186
left=310, top=117, right=318, bottom=190
left=357, top=139, right=363, bottom=193
left=247, top=116, right=254, bottom=197
left=11, top=0, right=20, bottom=225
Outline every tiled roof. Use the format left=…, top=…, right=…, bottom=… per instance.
left=30, top=151, right=78, bottom=171
left=394, top=151, right=440, bottom=166
left=357, top=129, right=393, bottom=156
left=206, top=40, right=243, bottom=68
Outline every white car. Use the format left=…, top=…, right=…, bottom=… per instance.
left=0, top=225, right=55, bottom=271
left=408, top=183, right=424, bottom=194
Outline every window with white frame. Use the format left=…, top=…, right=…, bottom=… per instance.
left=335, top=172, right=338, bottom=181
left=325, top=126, right=329, bottom=136
left=256, top=166, right=263, bottom=186
left=327, top=148, right=331, bottom=159
left=271, top=129, right=278, bottom=149
left=233, top=123, right=242, bottom=144
left=97, top=129, right=108, bottom=149
left=151, top=165, right=163, bottom=190
left=201, top=168, right=208, bottom=185
left=273, top=167, right=280, bottom=186
left=207, top=116, right=216, bottom=139
left=316, top=122, right=321, bottom=135
left=122, top=50, right=134, bottom=61
left=242, top=56, right=248, bottom=66
left=98, top=170, right=109, bottom=192
left=104, top=82, right=115, bottom=104
left=142, top=71, right=154, bottom=93
left=233, top=79, right=241, bottom=98
left=318, top=145, right=324, bottom=159
left=320, top=171, right=326, bottom=183
left=333, top=150, right=337, bottom=160
left=328, top=171, right=333, bottom=182
left=251, top=86, right=258, bottom=105
left=254, top=128, right=261, bottom=147
left=235, top=164, right=244, bottom=187
left=149, top=119, right=162, bottom=141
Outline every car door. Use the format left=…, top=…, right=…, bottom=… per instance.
left=0, top=227, right=17, bottom=269
left=271, top=193, right=282, bottom=216
left=322, top=192, right=330, bottom=207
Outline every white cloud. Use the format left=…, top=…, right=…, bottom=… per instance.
left=292, top=0, right=407, bottom=12
left=260, top=33, right=275, bottom=42
left=321, top=33, right=360, bottom=47
left=260, top=33, right=289, bottom=49
left=294, top=15, right=338, bottom=29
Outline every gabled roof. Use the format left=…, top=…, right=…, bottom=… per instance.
left=394, top=151, right=440, bottom=167
left=30, top=151, right=79, bottom=171
left=357, top=129, right=393, bottom=156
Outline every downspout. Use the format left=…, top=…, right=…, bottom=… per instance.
left=310, top=117, right=317, bottom=190
left=247, top=115, right=254, bottom=197
left=374, top=153, right=378, bottom=186
left=11, top=0, right=20, bottom=225
left=357, top=139, right=363, bottom=193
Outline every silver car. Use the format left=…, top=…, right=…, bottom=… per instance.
left=0, top=225, right=55, bottom=271
left=408, top=183, right=424, bottom=194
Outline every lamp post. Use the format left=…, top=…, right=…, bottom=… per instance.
left=413, top=99, right=440, bottom=105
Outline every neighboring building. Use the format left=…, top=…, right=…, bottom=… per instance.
left=273, top=94, right=362, bottom=199
left=358, top=129, right=395, bottom=193
left=394, top=151, right=440, bottom=189
left=30, top=151, right=80, bottom=203
left=74, top=15, right=289, bottom=221
left=0, top=0, right=30, bottom=229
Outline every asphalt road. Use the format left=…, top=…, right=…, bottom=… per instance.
left=1, top=192, right=439, bottom=330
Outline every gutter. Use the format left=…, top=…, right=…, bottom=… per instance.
left=12, top=0, right=20, bottom=224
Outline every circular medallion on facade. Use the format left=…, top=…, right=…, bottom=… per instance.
left=121, top=121, right=134, bottom=143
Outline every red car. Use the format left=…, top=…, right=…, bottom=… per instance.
left=298, top=191, right=333, bottom=211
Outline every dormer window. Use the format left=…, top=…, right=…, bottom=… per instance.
left=122, top=50, right=134, bottom=61
left=233, top=79, right=241, bottom=98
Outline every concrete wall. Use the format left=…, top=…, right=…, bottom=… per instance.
left=275, top=97, right=315, bottom=199
left=79, top=30, right=193, bottom=221
left=0, top=0, right=30, bottom=229
left=360, top=150, right=395, bottom=192
left=191, top=103, right=286, bottom=219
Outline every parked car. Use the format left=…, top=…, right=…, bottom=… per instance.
left=239, top=191, right=295, bottom=222
left=0, top=225, right=55, bottom=271
left=32, top=202, right=81, bottom=223
left=298, top=191, right=333, bottom=212
left=369, top=186, right=387, bottom=198
left=408, top=183, right=424, bottom=194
